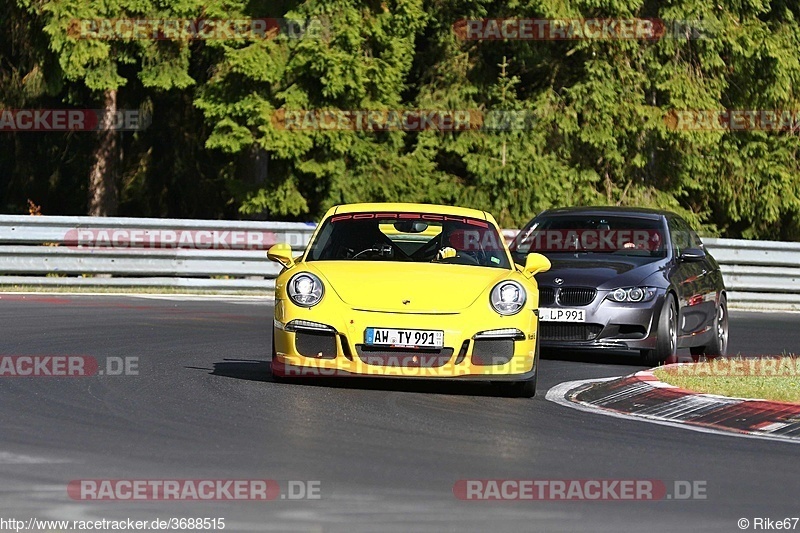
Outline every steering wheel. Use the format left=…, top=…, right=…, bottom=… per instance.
left=352, top=243, right=392, bottom=260
left=436, top=252, right=480, bottom=265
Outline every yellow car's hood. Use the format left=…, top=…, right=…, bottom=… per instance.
left=307, top=261, right=512, bottom=313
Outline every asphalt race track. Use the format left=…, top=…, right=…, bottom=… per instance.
left=0, top=294, right=798, bottom=532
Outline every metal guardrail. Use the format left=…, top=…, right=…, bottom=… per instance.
left=701, top=238, right=800, bottom=310
left=0, top=215, right=316, bottom=291
left=0, top=216, right=797, bottom=307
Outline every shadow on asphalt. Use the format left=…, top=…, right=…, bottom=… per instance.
left=199, top=349, right=695, bottom=397
left=203, top=359, right=272, bottom=382
left=541, top=348, right=701, bottom=366
left=540, top=348, right=646, bottom=367
left=202, top=359, right=533, bottom=398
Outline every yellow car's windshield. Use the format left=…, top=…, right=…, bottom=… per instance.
left=306, top=212, right=511, bottom=268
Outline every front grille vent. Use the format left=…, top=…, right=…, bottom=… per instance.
left=538, top=287, right=555, bottom=306
left=355, top=345, right=454, bottom=367
left=557, top=288, right=596, bottom=306
left=540, top=323, right=603, bottom=341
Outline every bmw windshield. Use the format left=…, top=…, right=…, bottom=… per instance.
left=511, top=215, right=667, bottom=260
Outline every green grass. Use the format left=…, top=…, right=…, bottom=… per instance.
left=654, top=356, right=800, bottom=403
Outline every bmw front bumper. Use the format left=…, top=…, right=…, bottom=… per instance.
left=538, top=289, right=666, bottom=351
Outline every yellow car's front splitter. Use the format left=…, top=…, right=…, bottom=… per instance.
left=271, top=357, right=538, bottom=381
left=272, top=330, right=538, bottom=380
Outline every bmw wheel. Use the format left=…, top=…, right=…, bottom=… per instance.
left=690, top=294, right=728, bottom=359
left=641, top=294, right=677, bottom=366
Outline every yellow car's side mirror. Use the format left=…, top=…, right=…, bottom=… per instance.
left=524, top=252, right=551, bottom=276
left=267, top=243, right=295, bottom=269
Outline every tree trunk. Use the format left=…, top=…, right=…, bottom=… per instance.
left=88, top=89, right=118, bottom=216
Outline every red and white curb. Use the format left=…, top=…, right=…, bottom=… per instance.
left=546, top=364, right=800, bottom=444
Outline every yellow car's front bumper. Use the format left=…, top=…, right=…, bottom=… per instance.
left=272, top=299, right=539, bottom=380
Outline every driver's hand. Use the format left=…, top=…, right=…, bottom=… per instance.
left=435, top=247, right=457, bottom=261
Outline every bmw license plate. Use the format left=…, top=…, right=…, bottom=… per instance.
left=365, top=328, right=444, bottom=348
left=539, top=308, right=586, bottom=322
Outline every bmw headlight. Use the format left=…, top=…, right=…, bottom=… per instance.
left=608, top=287, right=657, bottom=303
left=287, top=272, right=324, bottom=307
left=490, top=280, right=527, bottom=315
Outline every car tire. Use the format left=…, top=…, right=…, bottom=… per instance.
left=641, top=294, right=677, bottom=367
left=689, top=294, right=729, bottom=359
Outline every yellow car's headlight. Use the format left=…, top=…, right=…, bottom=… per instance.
left=490, top=280, right=526, bottom=315
left=287, top=272, right=324, bottom=307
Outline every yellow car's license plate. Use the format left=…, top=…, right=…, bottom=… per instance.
left=365, top=328, right=444, bottom=348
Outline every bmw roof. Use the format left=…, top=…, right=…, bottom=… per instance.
left=536, top=206, right=672, bottom=220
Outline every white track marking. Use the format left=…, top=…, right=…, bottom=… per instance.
left=545, top=379, right=800, bottom=445
left=0, top=291, right=273, bottom=302
left=126, top=294, right=272, bottom=304
left=0, top=451, right=70, bottom=464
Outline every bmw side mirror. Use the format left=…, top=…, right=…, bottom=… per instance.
left=524, top=253, right=551, bottom=276
left=679, top=248, right=706, bottom=262
left=267, top=243, right=295, bottom=268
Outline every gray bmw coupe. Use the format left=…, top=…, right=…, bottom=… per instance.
left=510, top=207, right=728, bottom=365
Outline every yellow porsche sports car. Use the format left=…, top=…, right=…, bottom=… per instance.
left=267, top=203, right=551, bottom=397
